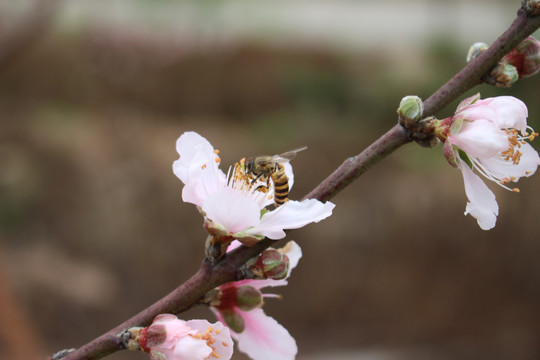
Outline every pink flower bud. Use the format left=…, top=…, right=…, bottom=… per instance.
left=503, top=36, right=540, bottom=78
left=250, top=249, right=290, bottom=280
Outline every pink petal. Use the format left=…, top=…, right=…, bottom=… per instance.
left=149, top=316, right=191, bottom=348
left=455, top=93, right=480, bottom=113
left=461, top=97, right=528, bottom=132
left=246, top=199, right=335, bottom=240
left=485, top=96, right=528, bottom=132
left=459, top=158, right=499, bottom=230
left=235, top=308, right=297, bottom=360
left=186, top=320, right=234, bottom=360
left=202, top=187, right=261, bottom=234
left=449, top=119, right=508, bottom=159
left=171, top=336, right=212, bottom=360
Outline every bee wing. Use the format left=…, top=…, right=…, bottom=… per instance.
left=275, top=146, right=308, bottom=162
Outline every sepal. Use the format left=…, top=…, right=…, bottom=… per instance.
left=443, top=141, right=458, bottom=168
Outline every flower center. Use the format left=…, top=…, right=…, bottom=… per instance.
left=191, top=325, right=228, bottom=359
left=226, top=160, right=275, bottom=204
left=471, top=126, right=538, bottom=193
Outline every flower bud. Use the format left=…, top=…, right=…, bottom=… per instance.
left=502, top=36, right=540, bottom=78
left=235, top=285, right=263, bottom=311
left=397, top=95, right=424, bottom=123
left=221, top=308, right=245, bottom=333
left=204, top=284, right=263, bottom=311
left=485, top=62, right=519, bottom=88
left=466, top=42, right=488, bottom=63
left=248, top=249, right=290, bottom=280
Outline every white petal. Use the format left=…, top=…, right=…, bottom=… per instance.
left=173, top=132, right=217, bottom=183
left=235, top=308, right=297, bottom=360
left=479, top=142, right=540, bottom=181
left=181, top=151, right=227, bottom=207
left=202, top=187, right=261, bottom=234
left=281, top=240, right=302, bottom=272
left=246, top=199, right=335, bottom=240
left=459, top=158, right=499, bottom=230
left=450, top=120, right=508, bottom=159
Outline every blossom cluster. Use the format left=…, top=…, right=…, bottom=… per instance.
left=167, top=132, right=335, bottom=359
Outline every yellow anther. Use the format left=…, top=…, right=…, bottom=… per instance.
left=214, top=149, right=220, bottom=154
left=512, top=151, right=522, bottom=164
left=202, top=164, right=207, bottom=170
left=215, top=157, right=221, bottom=163
left=512, top=188, right=520, bottom=193
left=222, top=341, right=229, bottom=346
left=526, top=170, right=532, bottom=175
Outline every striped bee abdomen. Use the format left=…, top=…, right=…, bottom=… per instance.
left=272, top=164, right=289, bottom=206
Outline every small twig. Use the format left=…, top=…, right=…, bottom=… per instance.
left=423, top=8, right=540, bottom=116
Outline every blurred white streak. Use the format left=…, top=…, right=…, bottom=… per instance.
left=53, top=0, right=521, bottom=54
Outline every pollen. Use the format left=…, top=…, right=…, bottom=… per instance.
left=202, top=164, right=207, bottom=170
left=222, top=341, right=228, bottom=346
left=214, top=149, right=220, bottom=154
left=502, top=128, right=528, bottom=165
left=215, top=157, right=221, bottom=163
left=526, top=171, right=532, bottom=175
left=512, top=188, right=520, bottom=193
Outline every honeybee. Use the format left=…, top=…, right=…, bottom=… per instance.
left=245, top=146, right=307, bottom=206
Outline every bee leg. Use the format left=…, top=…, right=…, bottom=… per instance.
left=250, top=173, right=263, bottom=184
left=254, top=184, right=269, bottom=193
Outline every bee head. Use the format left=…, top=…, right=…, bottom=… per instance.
left=245, top=158, right=255, bottom=174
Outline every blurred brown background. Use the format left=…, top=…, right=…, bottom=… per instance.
left=1, top=1, right=540, bottom=359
